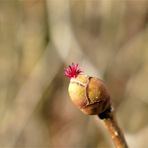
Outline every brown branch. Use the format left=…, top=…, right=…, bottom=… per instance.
left=98, top=108, right=128, bottom=148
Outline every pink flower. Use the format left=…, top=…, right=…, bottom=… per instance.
left=64, top=63, right=82, bottom=79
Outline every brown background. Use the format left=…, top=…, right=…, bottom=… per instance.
left=0, top=0, right=148, bottom=147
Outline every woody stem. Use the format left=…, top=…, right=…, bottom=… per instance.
left=98, top=109, right=128, bottom=148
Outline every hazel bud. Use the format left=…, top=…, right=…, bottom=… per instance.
left=64, top=63, right=111, bottom=115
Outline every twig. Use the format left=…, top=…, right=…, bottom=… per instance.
left=98, top=108, right=128, bottom=148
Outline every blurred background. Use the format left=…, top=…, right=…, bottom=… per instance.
left=0, top=0, right=148, bottom=148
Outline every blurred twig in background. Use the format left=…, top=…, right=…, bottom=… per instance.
left=0, top=0, right=148, bottom=148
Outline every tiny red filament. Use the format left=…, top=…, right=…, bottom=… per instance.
left=64, top=63, right=82, bottom=79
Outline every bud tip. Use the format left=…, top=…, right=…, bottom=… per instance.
left=64, top=63, right=83, bottom=79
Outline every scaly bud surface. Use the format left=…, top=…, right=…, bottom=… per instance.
left=64, top=63, right=111, bottom=115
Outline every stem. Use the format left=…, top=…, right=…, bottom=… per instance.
left=98, top=108, right=128, bottom=148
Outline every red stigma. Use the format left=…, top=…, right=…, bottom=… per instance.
left=64, top=63, right=82, bottom=79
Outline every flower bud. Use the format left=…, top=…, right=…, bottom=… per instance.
left=64, top=63, right=111, bottom=115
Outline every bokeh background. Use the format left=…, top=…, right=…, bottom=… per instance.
left=1, top=0, right=148, bottom=147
